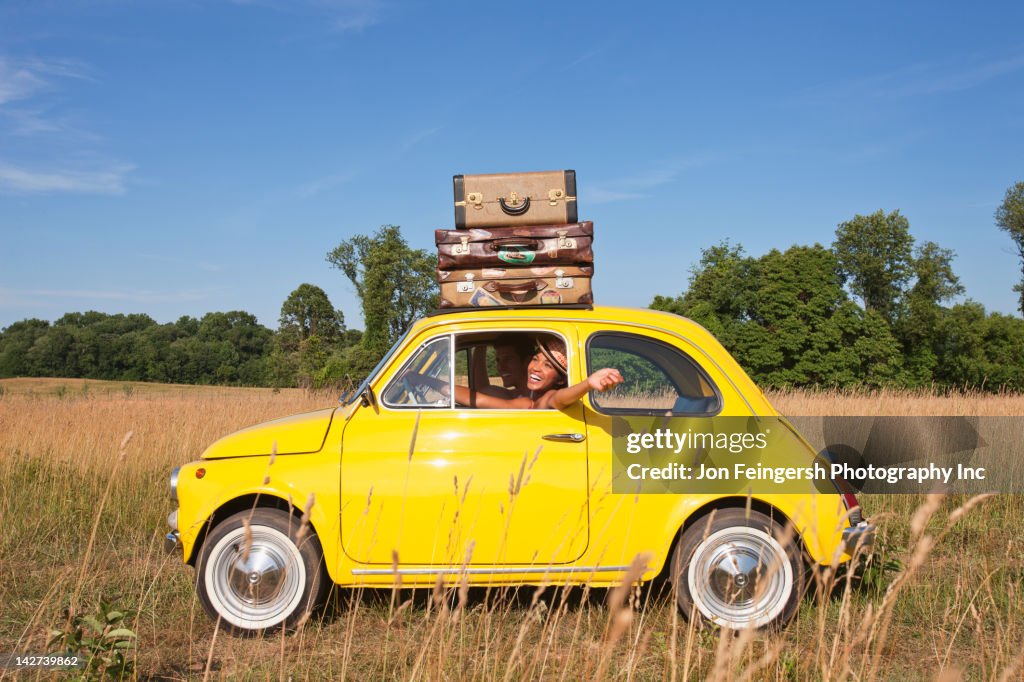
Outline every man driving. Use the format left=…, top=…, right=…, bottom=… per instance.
left=474, top=333, right=534, bottom=399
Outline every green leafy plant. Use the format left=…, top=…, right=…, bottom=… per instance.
left=49, top=599, right=137, bottom=679
left=856, top=542, right=904, bottom=596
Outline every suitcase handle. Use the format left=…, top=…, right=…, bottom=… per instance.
left=488, top=238, right=542, bottom=252
left=484, top=279, right=547, bottom=302
left=498, top=196, right=531, bottom=216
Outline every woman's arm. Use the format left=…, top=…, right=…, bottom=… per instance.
left=537, top=368, right=624, bottom=410
left=405, top=371, right=533, bottom=409
left=453, top=384, right=533, bottom=409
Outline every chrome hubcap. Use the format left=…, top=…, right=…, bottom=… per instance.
left=688, top=526, right=793, bottom=628
left=227, top=544, right=289, bottom=605
left=205, top=525, right=305, bottom=629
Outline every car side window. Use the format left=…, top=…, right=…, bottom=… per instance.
left=450, top=331, right=563, bottom=410
left=586, top=332, right=721, bottom=415
left=382, top=336, right=452, bottom=408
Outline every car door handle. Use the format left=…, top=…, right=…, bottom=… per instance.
left=543, top=433, right=586, bottom=443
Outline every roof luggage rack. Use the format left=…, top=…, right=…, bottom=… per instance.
left=426, top=303, right=594, bottom=317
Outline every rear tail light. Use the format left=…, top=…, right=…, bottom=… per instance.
left=833, top=474, right=863, bottom=525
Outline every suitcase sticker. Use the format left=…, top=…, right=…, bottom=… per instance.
left=438, top=267, right=593, bottom=309
left=436, top=222, right=594, bottom=270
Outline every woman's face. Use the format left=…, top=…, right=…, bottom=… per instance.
left=526, top=351, right=562, bottom=392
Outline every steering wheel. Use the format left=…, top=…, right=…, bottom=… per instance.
left=400, top=374, right=432, bottom=404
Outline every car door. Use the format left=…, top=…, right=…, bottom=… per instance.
left=338, top=324, right=590, bottom=567
left=577, top=325, right=736, bottom=563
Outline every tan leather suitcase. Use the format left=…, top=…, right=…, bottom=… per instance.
left=436, top=222, right=593, bottom=270
left=454, top=170, right=577, bottom=229
left=437, top=265, right=594, bottom=309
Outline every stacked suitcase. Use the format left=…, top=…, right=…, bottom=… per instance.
left=437, top=170, right=595, bottom=309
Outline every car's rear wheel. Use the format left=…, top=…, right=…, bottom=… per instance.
left=671, top=508, right=803, bottom=629
left=196, top=508, right=326, bottom=636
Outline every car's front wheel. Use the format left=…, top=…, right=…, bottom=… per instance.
left=196, top=508, right=327, bottom=636
left=671, top=508, right=803, bottom=630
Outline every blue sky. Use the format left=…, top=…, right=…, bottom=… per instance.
left=2, top=1, right=1023, bottom=332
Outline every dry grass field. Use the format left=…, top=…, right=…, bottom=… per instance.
left=1, top=379, right=1022, bottom=680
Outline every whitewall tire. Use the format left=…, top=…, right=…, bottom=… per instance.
left=196, top=508, right=326, bottom=635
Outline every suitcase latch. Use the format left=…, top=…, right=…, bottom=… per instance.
left=466, top=192, right=483, bottom=209
left=456, top=273, right=475, bottom=293
left=548, top=188, right=564, bottom=205
left=556, top=230, right=576, bottom=249
left=453, top=236, right=470, bottom=255
left=506, top=191, right=523, bottom=207
left=555, top=269, right=574, bottom=289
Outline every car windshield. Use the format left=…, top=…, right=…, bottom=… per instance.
left=340, top=326, right=413, bottom=405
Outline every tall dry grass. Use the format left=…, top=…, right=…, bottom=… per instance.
left=0, top=379, right=1022, bottom=680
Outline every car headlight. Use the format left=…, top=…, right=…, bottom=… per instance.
left=169, top=466, right=180, bottom=503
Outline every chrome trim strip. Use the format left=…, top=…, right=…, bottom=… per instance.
left=415, top=314, right=758, bottom=417
left=169, top=466, right=180, bottom=503
left=380, top=334, right=455, bottom=410
left=377, top=327, right=572, bottom=413
left=351, top=564, right=633, bottom=576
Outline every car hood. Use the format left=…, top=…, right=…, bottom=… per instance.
left=200, top=407, right=336, bottom=459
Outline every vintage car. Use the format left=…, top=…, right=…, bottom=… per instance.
left=165, top=305, right=873, bottom=634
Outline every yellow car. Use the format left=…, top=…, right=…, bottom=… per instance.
left=166, top=306, right=872, bottom=634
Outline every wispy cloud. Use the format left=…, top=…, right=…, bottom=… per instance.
left=799, top=51, right=1024, bottom=103
left=0, top=161, right=133, bottom=195
left=0, top=55, right=132, bottom=195
left=4, top=107, right=68, bottom=136
left=294, top=170, right=356, bottom=196
left=398, top=126, right=440, bottom=153
left=0, top=61, right=47, bottom=106
left=0, top=287, right=214, bottom=304
left=0, top=56, right=92, bottom=106
left=589, top=155, right=721, bottom=205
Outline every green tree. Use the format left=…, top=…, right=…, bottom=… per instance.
left=897, top=241, right=965, bottom=383
left=833, top=209, right=914, bottom=322
left=995, top=181, right=1024, bottom=315
left=0, top=319, right=51, bottom=376
left=326, top=225, right=437, bottom=355
left=882, top=297, right=1024, bottom=391
left=278, top=283, right=344, bottom=351
left=653, top=242, right=903, bottom=388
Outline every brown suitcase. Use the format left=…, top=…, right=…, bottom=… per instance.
left=437, top=265, right=594, bottom=308
left=436, top=222, right=593, bottom=270
left=454, top=170, right=577, bottom=229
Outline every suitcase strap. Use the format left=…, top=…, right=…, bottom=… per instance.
left=452, top=270, right=578, bottom=296
left=456, top=270, right=577, bottom=288
left=484, top=279, right=547, bottom=303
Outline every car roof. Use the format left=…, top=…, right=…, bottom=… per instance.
left=413, top=305, right=710, bottom=338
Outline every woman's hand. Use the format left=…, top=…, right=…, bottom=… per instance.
left=586, top=368, right=623, bottom=393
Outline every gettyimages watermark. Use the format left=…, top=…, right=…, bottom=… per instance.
left=611, top=416, right=1024, bottom=494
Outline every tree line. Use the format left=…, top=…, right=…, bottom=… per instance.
left=0, top=225, right=436, bottom=390
left=2, top=182, right=1023, bottom=391
left=651, top=182, right=1024, bottom=390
